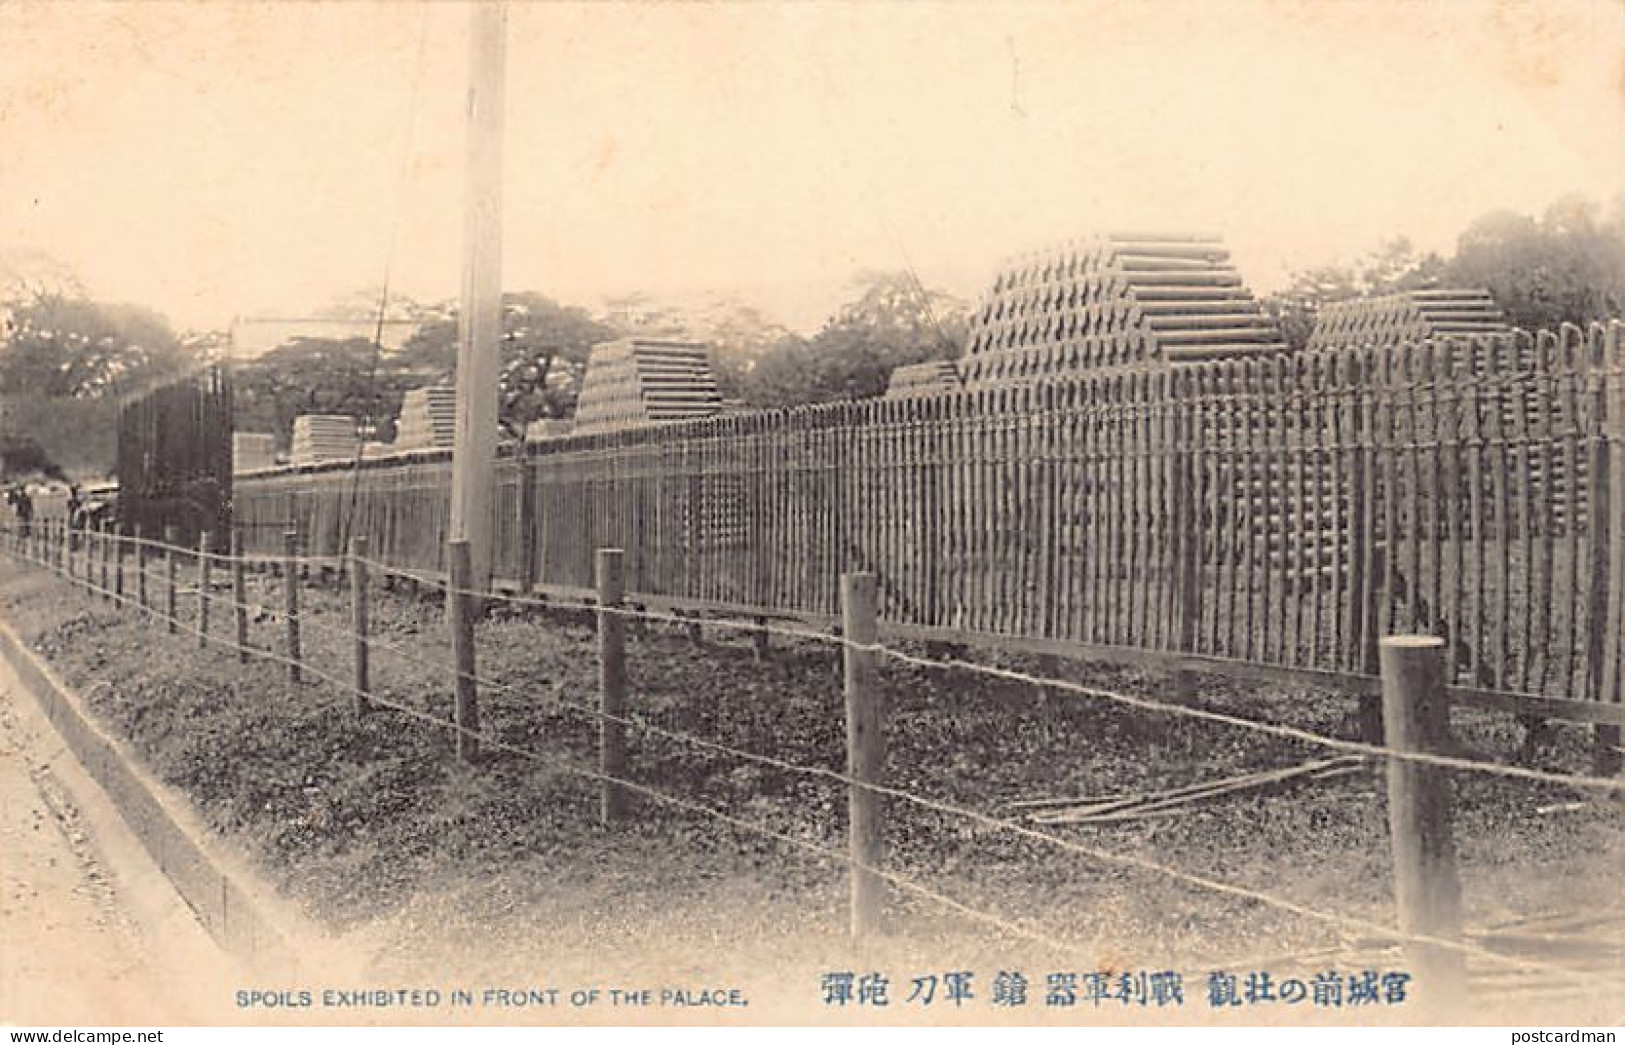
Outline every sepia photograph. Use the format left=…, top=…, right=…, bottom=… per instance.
left=0, top=0, right=1621, bottom=1033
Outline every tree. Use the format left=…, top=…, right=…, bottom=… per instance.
left=0, top=289, right=191, bottom=399
left=397, top=292, right=616, bottom=433
left=231, top=336, right=421, bottom=446
left=1446, top=196, right=1625, bottom=331
left=743, top=271, right=967, bottom=407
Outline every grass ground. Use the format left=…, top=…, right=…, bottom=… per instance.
left=0, top=553, right=1619, bottom=1025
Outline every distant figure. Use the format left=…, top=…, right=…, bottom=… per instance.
left=10, top=486, right=33, bottom=537
left=66, top=485, right=83, bottom=531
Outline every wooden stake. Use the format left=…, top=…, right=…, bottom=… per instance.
left=1585, top=360, right=1618, bottom=777
left=1379, top=634, right=1466, bottom=1010
left=113, top=524, right=125, bottom=601
left=843, top=571, right=884, bottom=940
left=752, top=616, right=770, bottom=663
left=97, top=520, right=109, bottom=599
left=135, top=525, right=148, bottom=610
left=284, top=531, right=301, bottom=684
left=197, top=531, right=212, bottom=646
left=518, top=456, right=538, bottom=594
left=351, top=536, right=371, bottom=715
left=164, top=524, right=178, bottom=634
left=597, top=548, right=627, bottom=823
left=232, top=529, right=248, bottom=664
left=448, top=540, right=480, bottom=762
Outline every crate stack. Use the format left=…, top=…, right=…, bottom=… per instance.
left=232, top=432, right=277, bottom=473
left=885, top=360, right=963, bottom=400
left=289, top=414, right=359, bottom=466
left=572, top=338, right=724, bottom=435
left=1306, top=288, right=1510, bottom=349
left=393, top=385, right=458, bottom=451
left=959, top=233, right=1286, bottom=390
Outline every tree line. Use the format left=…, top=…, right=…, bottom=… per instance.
left=2, top=193, right=1620, bottom=478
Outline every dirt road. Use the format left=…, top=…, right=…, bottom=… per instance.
left=0, top=663, right=212, bottom=1025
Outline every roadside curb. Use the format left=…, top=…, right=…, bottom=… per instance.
left=0, top=610, right=315, bottom=980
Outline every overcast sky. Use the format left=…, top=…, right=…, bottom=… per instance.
left=1, top=0, right=1620, bottom=333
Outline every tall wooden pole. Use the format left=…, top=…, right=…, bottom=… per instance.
left=448, top=0, right=506, bottom=594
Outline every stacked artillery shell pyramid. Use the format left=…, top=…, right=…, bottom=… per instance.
left=572, top=338, right=724, bottom=435
left=884, top=359, right=963, bottom=399
left=1308, top=288, right=1584, bottom=529
left=1306, top=288, right=1510, bottom=349
left=232, top=432, right=277, bottom=473
left=289, top=414, right=360, bottom=466
left=393, top=384, right=458, bottom=450
left=957, top=233, right=1287, bottom=390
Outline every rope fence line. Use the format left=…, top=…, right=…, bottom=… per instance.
left=0, top=539, right=1119, bottom=960
left=418, top=572, right=1625, bottom=793
left=3, top=536, right=1621, bottom=996
left=33, top=525, right=1625, bottom=794
left=89, top=532, right=1625, bottom=793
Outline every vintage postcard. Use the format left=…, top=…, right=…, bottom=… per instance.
left=0, top=0, right=1621, bottom=1033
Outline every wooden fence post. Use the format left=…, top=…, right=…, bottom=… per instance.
left=351, top=536, right=371, bottom=715
left=1379, top=634, right=1466, bottom=1010
left=197, top=531, right=212, bottom=646
left=518, top=455, right=538, bottom=595
left=91, top=520, right=102, bottom=597
left=64, top=517, right=76, bottom=585
left=597, top=548, right=628, bottom=823
left=1349, top=351, right=1385, bottom=741
left=843, top=571, right=884, bottom=940
left=752, top=615, right=770, bottom=663
left=1170, top=370, right=1202, bottom=702
left=283, top=530, right=301, bottom=684
left=98, top=520, right=110, bottom=600
left=1585, top=337, right=1621, bottom=777
left=135, top=525, right=148, bottom=610
left=232, top=529, right=248, bottom=664
left=113, top=523, right=125, bottom=601
left=448, top=540, right=479, bottom=762
left=163, top=524, right=179, bottom=634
